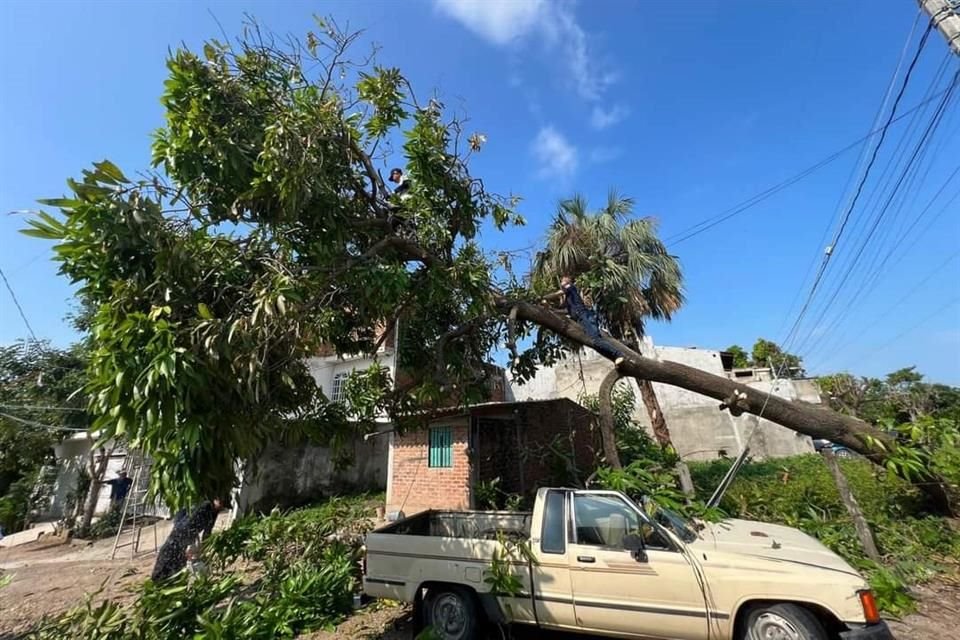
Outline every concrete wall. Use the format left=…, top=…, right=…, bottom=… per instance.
left=237, top=429, right=390, bottom=514
left=46, top=436, right=128, bottom=520
left=507, top=340, right=817, bottom=462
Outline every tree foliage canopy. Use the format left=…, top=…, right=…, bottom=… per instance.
left=25, top=20, right=528, bottom=507
left=531, top=191, right=683, bottom=342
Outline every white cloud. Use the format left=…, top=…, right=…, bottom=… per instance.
left=435, top=0, right=616, bottom=102
left=590, top=104, right=629, bottom=129
left=434, top=0, right=545, bottom=46
left=531, top=126, right=577, bottom=178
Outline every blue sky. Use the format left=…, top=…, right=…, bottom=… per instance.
left=1, top=0, right=958, bottom=384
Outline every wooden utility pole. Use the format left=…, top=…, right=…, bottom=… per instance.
left=822, top=449, right=882, bottom=563
left=919, top=0, right=960, bottom=55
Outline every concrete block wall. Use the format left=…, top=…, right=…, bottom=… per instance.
left=387, top=419, right=471, bottom=515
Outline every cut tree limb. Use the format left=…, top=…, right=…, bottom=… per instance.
left=500, top=299, right=954, bottom=514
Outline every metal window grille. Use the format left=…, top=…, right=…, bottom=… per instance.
left=428, top=427, right=453, bottom=468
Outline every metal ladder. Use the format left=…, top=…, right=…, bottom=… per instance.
left=110, top=449, right=159, bottom=560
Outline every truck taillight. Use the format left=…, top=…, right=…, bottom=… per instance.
left=858, top=590, right=880, bottom=624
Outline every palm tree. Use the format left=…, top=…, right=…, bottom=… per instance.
left=532, top=191, right=684, bottom=456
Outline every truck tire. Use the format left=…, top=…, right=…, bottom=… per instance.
left=742, top=603, right=829, bottom=640
left=423, top=586, right=480, bottom=640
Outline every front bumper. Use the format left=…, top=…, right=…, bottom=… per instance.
left=840, top=621, right=895, bottom=639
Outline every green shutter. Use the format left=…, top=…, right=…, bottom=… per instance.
left=429, top=427, right=453, bottom=468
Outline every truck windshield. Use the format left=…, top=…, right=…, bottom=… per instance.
left=653, top=506, right=698, bottom=543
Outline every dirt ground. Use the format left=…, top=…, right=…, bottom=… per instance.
left=3, top=528, right=959, bottom=639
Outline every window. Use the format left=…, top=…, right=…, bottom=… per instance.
left=573, top=494, right=641, bottom=548
left=540, top=490, right=566, bottom=554
left=428, top=427, right=454, bottom=468
left=330, top=372, right=349, bottom=404
left=572, top=494, right=673, bottom=550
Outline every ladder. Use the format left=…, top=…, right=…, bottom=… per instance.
left=110, top=449, right=159, bottom=560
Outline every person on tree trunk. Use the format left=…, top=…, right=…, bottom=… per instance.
left=387, top=167, right=413, bottom=234
left=543, top=276, right=625, bottom=365
left=151, top=498, right=224, bottom=582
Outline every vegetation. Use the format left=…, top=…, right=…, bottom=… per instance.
left=0, top=341, right=88, bottom=533
left=29, top=495, right=377, bottom=639
left=724, top=338, right=804, bottom=376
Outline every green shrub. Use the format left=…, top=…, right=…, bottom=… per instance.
left=30, top=494, right=377, bottom=639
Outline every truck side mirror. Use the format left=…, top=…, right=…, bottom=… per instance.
left=622, top=533, right=648, bottom=563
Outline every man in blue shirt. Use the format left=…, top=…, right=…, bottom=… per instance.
left=543, top=276, right=625, bottom=364
left=104, top=470, right=133, bottom=512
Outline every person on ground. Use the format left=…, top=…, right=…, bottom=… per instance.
left=104, top=470, right=133, bottom=512
left=151, top=497, right=225, bottom=582
left=542, top=275, right=625, bottom=365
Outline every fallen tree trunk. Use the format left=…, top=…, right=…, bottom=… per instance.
left=502, top=299, right=953, bottom=514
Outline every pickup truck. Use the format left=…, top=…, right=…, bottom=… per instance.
left=363, top=488, right=893, bottom=640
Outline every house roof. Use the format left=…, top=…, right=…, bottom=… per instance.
left=418, top=397, right=592, bottom=420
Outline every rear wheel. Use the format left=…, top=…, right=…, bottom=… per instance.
left=423, top=586, right=480, bottom=640
left=742, top=603, right=828, bottom=640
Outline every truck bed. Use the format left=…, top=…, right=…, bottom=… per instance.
left=376, top=509, right=532, bottom=541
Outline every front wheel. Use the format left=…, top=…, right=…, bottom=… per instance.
left=423, top=586, right=480, bottom=640
left=742, top=603, right=829, bottom=640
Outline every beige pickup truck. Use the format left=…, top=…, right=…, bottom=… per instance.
left=363, top=488, right=893, bottom=640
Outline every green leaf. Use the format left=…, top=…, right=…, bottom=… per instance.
left=198, top=303, right=213, bottom=319
left=93, top=160, right=128, bottom=184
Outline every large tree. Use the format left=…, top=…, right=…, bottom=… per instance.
left=530, top=192, right=683, bottom=460
left=23, top=20, right=951, bottom=512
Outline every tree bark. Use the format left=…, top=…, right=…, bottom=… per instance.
left=822, top=449, right=881, bottom=563
left=78, top=442, right=114, bottom=537
left=637, top=378, right=671, bottom=447
left=598, top=369, right=623, bottom=469
left=502, top=299, right=953, bottom=514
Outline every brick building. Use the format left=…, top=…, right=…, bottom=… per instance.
left=385, top=398, right=598, bottom=516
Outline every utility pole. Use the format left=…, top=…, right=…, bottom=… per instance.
left=918, top=0, right=960, bottom=56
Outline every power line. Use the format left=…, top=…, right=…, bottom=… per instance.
left=0, top=265, right=39, bottom=342
left=810, top=249, right=960, bottom=372
left=839, top=296, right=960, bottom=369
left=0, top=403, right=86, bottom=413
left=0, top=410, right=88, bottom=432
left=775, top=12, right=929, bottom=338
left=778, top=22, right=937, bottom=355
left=665, top=88, right=952, bottom=247
left=801, top=164, right=960, bottom=364
left=793, top=71, right=958, bottom=357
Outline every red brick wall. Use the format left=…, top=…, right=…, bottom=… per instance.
left=387, top=421, right=472, bottom=514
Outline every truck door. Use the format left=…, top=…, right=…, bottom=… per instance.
left=522, top=488, right=578, bottom=631
left=567, top=492, right=710, bottom=640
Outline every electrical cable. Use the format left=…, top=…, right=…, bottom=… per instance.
left=0, top=410, right=88, bottom=432
left=664, top=87, right=953, bottom=247
left=0, top=265, right=39, bottom=342
left=793, top=72, right=958, bottom=357
left=778, top=22, right=937, bottom=356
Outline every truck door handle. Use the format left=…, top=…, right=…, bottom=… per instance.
left=577, top=555, right=595, bottom=563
